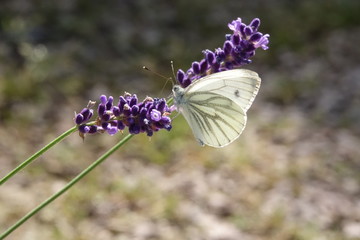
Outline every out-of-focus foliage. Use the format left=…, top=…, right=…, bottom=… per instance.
left=1, top=1, right=360, bottom=240
left=1, top=0, right=359, bottom=125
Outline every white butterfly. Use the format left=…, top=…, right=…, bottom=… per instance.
left=172, top=69, right=261, bottom=148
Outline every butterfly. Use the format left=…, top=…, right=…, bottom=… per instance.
left=172, top=69, right=261, bottom=148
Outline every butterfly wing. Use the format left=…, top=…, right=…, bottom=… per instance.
left=186, top=69, right=261, bottom=113
left=179, top=91, right=247, bottom=148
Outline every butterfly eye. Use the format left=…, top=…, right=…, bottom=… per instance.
left=173, top=86, right=180, bottom=92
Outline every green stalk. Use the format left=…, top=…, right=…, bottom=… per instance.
left=0, top=133, right=134, bottom=239
left=0, top=126, right=78, bottom=186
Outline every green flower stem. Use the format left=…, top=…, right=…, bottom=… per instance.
left=167, top=97, right=174, bottom=106
left=0, top=126, right=78, bottom=186
left=0, top=133, right=134, bottom=239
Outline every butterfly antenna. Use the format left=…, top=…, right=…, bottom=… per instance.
left=142, top=66, right=173, bottom=95
left=170, top=61, right=177, bottom=87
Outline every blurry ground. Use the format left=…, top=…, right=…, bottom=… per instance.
left=1, top=1, right=360, bottom=240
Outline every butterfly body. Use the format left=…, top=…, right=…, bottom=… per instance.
left=173, top=69, right=261, bottom=148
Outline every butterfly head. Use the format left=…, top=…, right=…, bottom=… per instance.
left=172, top=84, right=185, bottom=100
left=172, top=85, right=188, bottom=108
left=172, top=85, right=182, bottom=94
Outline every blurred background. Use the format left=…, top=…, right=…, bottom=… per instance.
left=1, top=0, right=360, bottom=239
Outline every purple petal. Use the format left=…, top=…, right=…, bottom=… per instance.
left=89, top=125, right=98, bottom=133
left=192, top=61, right=200, bottom=74
left=223, top=41, right=233, bottom=55
left=150, top=109, right=162, bottom=121
left=101, top=113, right=111, bottom=121
left=117, top=121, right=125, bottom=130
left=107, top=126, right=118, bottom=135
left=157, top=99, right=166, bottom=112
left=254, top=34, right=270, bottom=50
left=160, top=116, right=171, bottom=125
left=130, top=94, right=138, bottom=106
left=249, top=33, right=262, bottom=42
left=97, top=104, right=106, bottom=116
left=123, top=104, right=131, bottom=116
left=131, top=105, right=139, bottom=115
left=75, top=114, right=84, bottom=125
left=244, top=26, right=253, bottom=37
left=205, top=50, right=215, bottom=64
left=129, top=124, right=140, bottom=134
left=199, top=59, right=208, bottom=73
left=79, top=124, right=90, bottom=133
left=177, top=69, right=185, bottom=84
left=232, top=34, right=241, bottom=45
left=113, top=106, right=120, bottom=116
left=250, top=18, right=260, bottom=31
left=100, top=95, right=107, bottom=105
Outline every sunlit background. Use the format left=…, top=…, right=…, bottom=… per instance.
left=1, top=1, right=360, bottom=239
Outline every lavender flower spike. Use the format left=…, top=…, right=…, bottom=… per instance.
left=74, top=16, right=269, bottom=139
left=176, top=17, right=270, bottom=87
left=75, top=93, right=173, bottom=138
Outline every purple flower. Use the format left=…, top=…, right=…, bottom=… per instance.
left=176, top=17, right=270, bottom=88
left=228, top=17, right=243, bottom=32
left=75, top=93, right=173, bottom=137
left=74, top=106, right=94, bottom=125
left=79, top=125, right=90, bottom=133
left=75, top=114, right=84, bottom=125
left=107, top=126, right=118, bottom=135
left=100, top=95, right=107, bottom=105
left=254, top=33, right=270, bottom=50
left=150, top=109, right=162, bottom=121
